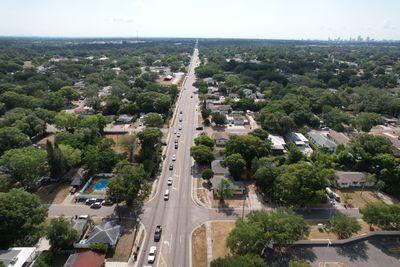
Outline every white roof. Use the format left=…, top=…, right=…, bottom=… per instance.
left=268, top=135, right=286, bottom=150
left=0, top=247, right=36, bottom=267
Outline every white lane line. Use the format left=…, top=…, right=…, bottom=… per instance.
left=169, top=233, right=172, bottom=254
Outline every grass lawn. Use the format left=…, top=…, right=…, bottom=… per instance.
left=211, top=221, right=236, bottom=260
left=35, top=183, right=70, bottom=204
left=334, top=188, right=381, bottom=208
left=192, top=225, right=207, bottom=267
left=109, top=219, right=136, bottom=262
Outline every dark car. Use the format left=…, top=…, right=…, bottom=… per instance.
left=169, top=163, right=173, bottom=170
left=154, top=225, right=162, bottom=242
left=175, top=143, right=178, bottom=149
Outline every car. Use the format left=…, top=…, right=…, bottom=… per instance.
left=177, top=132, right=181, bottom=137
left=148, top=246, right=157, bottom=263
left=180, top=111, right=183, bottom=114
left=90, top=202, right=102, bottom=209
left=167, top=177, right=173, bottom=185
left=164, top=189, right=170, bottom=200
left=196, top=126, right=203, bottom=131
left=85, top=198, right=97, bottom=205
left=172, top=154, right=176, bottom=161
left=174, top=139, right=178, bottom=144
left=179, top=117, right=183, bottom=122
left=102, top=199, right=113, bottom=206
left=154, top=225, right=162, bottom=241
left=173, top=129, right=177, bottom=134
left=69, top=187, right=76, bottom=194
left=178, top=125, right=182, bottom=130
left=169, top=163, right=173, bottom=170
left=175, top=143, right=178, bottom=149
left=191, top=95, right=193, bottom=98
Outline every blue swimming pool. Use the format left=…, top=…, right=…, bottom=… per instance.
left=93, top=179, right=109, bottom=191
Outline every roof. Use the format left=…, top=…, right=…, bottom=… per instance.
left=211, top=175, right=245, bottom=191
left=268, top=135, right=286, bottom=150
left=328, top=129, right=350, bottom=145
left=212, top=132, right=230, bottom=140
left=211, top=160, right=229, bottom=175
left=71, top=218, right=88, bottom=237
left=69, top=168, right=85, bottom=186
left=334, top=171, right=366, bottom=184
left=0, top=247, right=36, bottom=267
left=64, top=251, right=105, bottom=267
left=116, top=114, right=134, bottom=123
left=307, top=130, right=336, bottom=149
left=86, top=220, right=122, bottom=246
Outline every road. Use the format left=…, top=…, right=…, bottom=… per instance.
left=47, top=203, right=115, bottom=217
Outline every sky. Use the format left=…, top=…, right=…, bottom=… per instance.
left=1, top=0, right=400, bottom=40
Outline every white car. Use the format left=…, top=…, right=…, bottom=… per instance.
left=148, top=246, right=157, bottom=263
left=178, top=125, right=182, bottom=130
left=177, top=132, right=181, bottom=137
left=167, top=177, right=173, bottom=185
left=172, top=154, right=176, bottom=161
left=164, top=189, right=170, bottom=200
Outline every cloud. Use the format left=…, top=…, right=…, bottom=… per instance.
left=112, top=17, right=135, bottom=24
left=383, top=19, right=395, bottom=30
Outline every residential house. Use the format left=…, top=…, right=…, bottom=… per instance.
left=74, top=220, right=122, bottom=248
left=210, top=160, right=245, bottom=196
left=207, top=87, right=218, bottom=94
left=370, top=125, right=400, bottom=156
left=70, top=217, right=89, bottom=240
left=328, top=129, right=351, bottom=146
left=268, top=134, right=286, bottom=153
left=0, top=247, right=37, bottom=267
left=212, top=132, right=230, bottom=146
left=334, top=171, right=373, bottom=188
left=243, top=88, right=256, bottom=99
left=203, top=77, right=216, bottom=86
left=69, top=168, right=86, bottom=190
left=382, top=116, right=399, bottom=126
left=116, top=114, right=134, bottom=124
left=226, top=114, right=246, bottom=126
left=64, top=251, right=105, bottom=267
left=285, top=132, right=313, bottom=156
left=98, top=86, right=112, bottom=97
left=307, top=130, right=337, bottom=151
left=209, top=104, right=231, bottom=115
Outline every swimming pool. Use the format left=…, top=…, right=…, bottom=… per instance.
left=93, top=179, right=109, bottom=191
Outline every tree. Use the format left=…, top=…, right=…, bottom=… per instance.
left=118, top=134, right=137, bottom=163
left=0, top=126, right=31, bottom=154
left=211, top=254, right=268, bottom=267
left=46, top=141, right=66, bottom=180
left=360, top=202, right=400, bottom=229
left=375, top=180, right=385, bottom=193
left=58, top=144, right=81, bottom=168
left=54, top=112, right=77, bottom=132
left=83, top=141, right=119, bottom=175
left=254, top=165, right=276, bottom=195
left=211, top=112, right=226, bottom=126
left=144, top=112, right=163, bottom=127
left=289, top=259, right=312, bottom=267
left=89, top=243, right=108, bottom=254
left=249, top=128, right=269, bottom=141
left=286, top=142, right=304, bottom=164
left=194, top=133, right=215, bottom=148
left=138, top=127, right=162, bottom=148
left=354, top=112, right=383, bottom=132
left=227, top=209, right=309, bottom=255
left=201, top=168, right=214, bottom=180
left=57, top=86, right=80, bottom=103
left=0, top=189, right=47, bottom=248
left=329, top=213, right=361, bottom=239
left=190, top=145, right=215, bottom=166
left=47, top=216, right=79, bottom=249
left=0, top=147, right=48, bottom=187
left=224, top=153, right=246, bottom=179
left=360, top=173, right=376, bottom=196
left=215, top=178, right=234, bottom=201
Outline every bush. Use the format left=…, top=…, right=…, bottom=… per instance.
left=202, top=168, right=214, bottom=180
left=89, top=243, right=108, bottom=254
left=33, top=251, right=53, bottom=267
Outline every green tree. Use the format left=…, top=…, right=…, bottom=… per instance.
left=254, top=165, right=276, bottom=195
left=47, top=216, right=79, bottom=249
left=249, top=128, right=269, bottom=141
left=88, top=243, right=108, bottom=254
left=190, top=145, right=215, bottom=166
left=224, top=153, right=246, bottom=179
left=289, top=259, right=312, bottom=267
left=0, top=147, right=48, bottom=187
left=329, top=213, right=361, bottom=239
left=83, top=141, right=119, bottom=175
left=0, top=126, right=31, bottom=154
left=360, top=174, right=376, bottom=196
left=211, top=254, right=268, bottom=267
left=0, top=189, right=47, bottom=248
left=144, top=112, right=163, bottom=127
left=360, top=202, right=400, bottom=229
left=118, top=134, right=137, bottom=163
left=286, top=142, right=304, bottom=164
left=46, top=141, right=66, bottom=180
left=194, top=133, right=215, bottom=148
left=354, top=112, right=383, bottom=132
left=58, top=144, right=81, bottom=168
left=57, top=86, right=80, bottom=103
left=201, top=168, right=214, bottom=180
left=211, top=112, right=226, bottom=126
left=215, top=178, right=234, bottom=201
left=227, top=209, right=309, bottom=254
left=54, top=111, right=78, bottom=132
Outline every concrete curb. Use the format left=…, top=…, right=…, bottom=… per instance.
left=129, top=222, right=147, bottom=267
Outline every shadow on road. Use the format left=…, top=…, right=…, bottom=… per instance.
left=216, top=201, right=238, bottom=216
left=335, top=241, right=369, bottom=262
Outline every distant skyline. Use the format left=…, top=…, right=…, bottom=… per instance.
left=1, top=0, right=400, bottom=40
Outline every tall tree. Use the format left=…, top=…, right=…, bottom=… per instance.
left=224, top=153, right=246, bottom=179
left=190, top=145, right=215, bottom=166
left=47, top=216, right=79, bottom=249
left=0, top=127, right=31, bottom=154
left=216, top=178, right=234, bottom=202
left=329, top=213, right=361, bottom=239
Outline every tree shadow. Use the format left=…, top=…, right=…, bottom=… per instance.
left=368, top=235, right=400, bottom=260
left=216, top=201, right=238, bottom=216
left=335, top=241, right=369, bottom=262
left=264, top=246, right=317, bottom=267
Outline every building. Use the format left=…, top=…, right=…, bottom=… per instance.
left=116, top=114, right=134, bottom=124
left=0, top=247, right=37, bottom=267
left=334, top=171, right=373, bottom=188
left=209, top=104, right=231, bottom=115
left=74, top=220, right=122, bottom=248
left=328, top=129, right=351, bottom=146
left=212, top=132, right=230, bottom=146
left=70, top=217, right=90, bottom=240
left=307, top=130, right=337, bottom=151
left=285, top=132, right=313, bottom=156
left=370, top=125, right=400, bottom=156
left=69, top=168, right=86, bottom=190
left=64, top=251, right=105, bottom=267
left=268, top=134, right=286, bottom=153
left=210, top=160, right=245, bottom=196
left=226, top=114, right=245, bottom=126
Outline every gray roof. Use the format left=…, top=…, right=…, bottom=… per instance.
left=0, top=250, right=19, bottom=266
left=211, top=175, right=245, bottom=191
left=86, top=220, right=122, bottom=246
left=69, top=168, right=85, bottom=186
left=307, top=130, right=336, bottom=149
left=334, top=171, right=366, bottom=184
left=211, top=160, right=229, bottom=175
left=71, top=219, right=88, bottom=237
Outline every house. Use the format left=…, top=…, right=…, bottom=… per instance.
left=71, top=217, right=89, bottom=240
left=328, top=129, right=351, bottom=146
left=0, top=247, right=37, bottom=267
left=69, top=168, right=86, bottom=189
left=211, top=175, right=246, bottom=196
left=64, top=251, right=105, bottom=267
left=243, top=88, right=256, bottom=99
left=382, top=116, right=399, bottom=125
left=212, top=132, right=230, bottom=146
left=370, top=125, right=400, bottom=156
left=98, top=86, right=112, bottom=97
left=207, top=87, right=219, bottom=94
left=285, top=132, right=313, bottom=156
left=203, top=77, right=216, bottom=86
left=74, top=220, right=122, bottom=248
left=209, top=104, right=231, bottom=115
left=307, top=130, right=337, bottom=151
left=334, top=171, right=373, bottom=188
left=211, top=160, right=230, bottom=176
left=116, top=114, right=134, bottom=124
left=268, top=134, right=286, bottom=153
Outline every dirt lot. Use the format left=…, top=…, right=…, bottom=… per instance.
left=192, top=225, right=207, bottom=267
left=35, top=183, right=70, bottom=204
left=105, top=134, right=128, bottom=154
left=334, top=189, right=382, bottom=208
left=109, top=219, right=136, bottom=262
left=211, top=221, right=236, bottom=259
left=308, top=219, right=380, bottom=240
left=211, top=196, right=248, bottom=209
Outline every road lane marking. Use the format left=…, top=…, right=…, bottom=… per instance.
left=169, top=233, right=172, bottom=254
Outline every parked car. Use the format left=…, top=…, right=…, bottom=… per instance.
left=164, top=189, right=170, bottom=200
left=102, top=199, right=113, bottom=206
left=167, top=177, right=173, bottom=185
left=148, top=246, right=157, bottom=263
left=90, top=202, right=102, bottom=209
left=196, top=126, right=203, bottom=130
left=69, top=187, right=76, bottom=194
left=154, top=225, right=162, bottom=242
left=85, top=198, right=97, bottom=205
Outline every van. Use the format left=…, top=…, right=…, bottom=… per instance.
left=325, top=187, right=334, bottom=198
left=164, top=190, right=170, bottom=200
